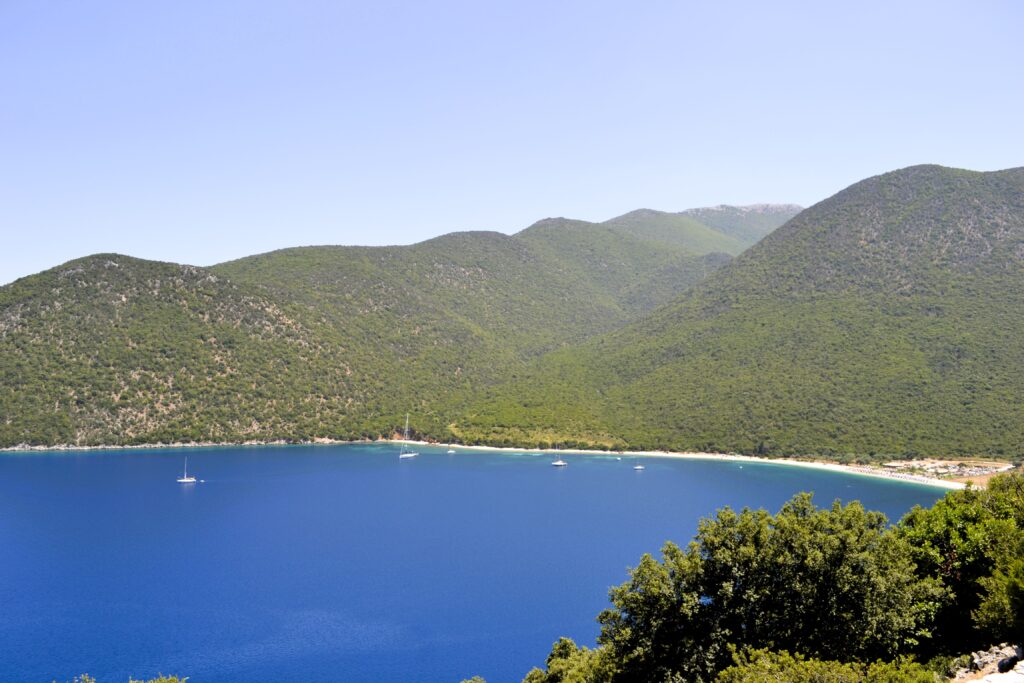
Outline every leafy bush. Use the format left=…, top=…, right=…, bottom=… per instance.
left=594, top=494, right=942, bottom=682
left=525, top=472, right=1024, bottom=682
left=716, top=650, right=938, bottom=683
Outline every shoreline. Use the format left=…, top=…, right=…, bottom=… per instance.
left=436, top=443, right=966, bottom=490
left=0, top=438, right=966, bottom=490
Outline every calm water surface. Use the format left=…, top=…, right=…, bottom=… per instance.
left=0, top=444, right=945, bottom=682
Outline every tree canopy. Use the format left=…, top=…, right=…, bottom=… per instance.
left=595, top=494, right=942, bottom=682
left=524, top=471, right=1024, bottom=683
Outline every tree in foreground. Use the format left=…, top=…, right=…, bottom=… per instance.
left=522, top=637, right=616, bottom=683
left=523, top=474, right=1024, bottom=682
left=534, top=493, right=944, bottom=683
left=974, top=532, right=1024, bottom=639
left=898, top=471, right=1024, bottom=652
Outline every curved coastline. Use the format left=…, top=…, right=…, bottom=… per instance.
left=437, top=443, right=966, bottom=490
left=0, top=438, right=966, bottom=490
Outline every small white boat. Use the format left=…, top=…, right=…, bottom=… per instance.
left=446, top=448, right=456, bottom=454
left=633, top=464, right=646, bottom=471
left=552, top=459, right=568, bottom=467
left=399, top=414, right=418, bottom=459
left=177, top=457, right=197, bottom=483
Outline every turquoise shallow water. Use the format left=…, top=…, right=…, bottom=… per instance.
left=0, top=444, right=945, bottom=682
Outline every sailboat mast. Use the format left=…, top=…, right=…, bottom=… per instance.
left=398, top=413, right=418, bottom=458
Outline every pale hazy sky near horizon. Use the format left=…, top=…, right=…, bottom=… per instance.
left=1, top=1, right=1021, bottom=285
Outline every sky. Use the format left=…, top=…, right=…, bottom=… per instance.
left=1, top=1, right=1021, bottom=285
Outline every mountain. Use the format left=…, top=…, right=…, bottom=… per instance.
left=0, top=255, right=355, bottom=445
left=603, top=204, right=802, bottom=253
left=0, top=205, right=793, bottom=447
left=600, top=209, right=748, bottom=254
left=681, top=203, right=804, bottom=245
left=456, top=166, right=1024, bottom=458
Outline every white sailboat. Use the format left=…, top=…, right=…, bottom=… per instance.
left=177, top=457, right=197, bottom=483
left=552, top=458, right=567, bottom=467
left=399, top=414, right=418, bottom=459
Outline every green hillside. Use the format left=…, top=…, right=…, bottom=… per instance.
left=0, top=205, right=790, bottom=448
left=600, top=209, right=748, bottom=254
left=457, top=166, right=1024, bottom=459
left=0, top=255, right=364, bottom=445
left=509, top=218, right=730, bottom=311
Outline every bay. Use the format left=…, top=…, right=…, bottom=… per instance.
left=0, top=444, right=945, bottom=682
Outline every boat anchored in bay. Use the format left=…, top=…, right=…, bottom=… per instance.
left=399, top=414, right=418, bottom=459
left=177, top=457, right=197, bottom=483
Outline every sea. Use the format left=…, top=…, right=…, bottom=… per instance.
left=0, top=443, right=946, bottom=682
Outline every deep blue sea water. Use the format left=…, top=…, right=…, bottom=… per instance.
left=0, top=444, right=946, bottom=682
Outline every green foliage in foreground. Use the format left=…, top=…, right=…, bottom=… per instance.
left=975, top=536, right=1024, bottom=640
left=716, top=650, right=939, bottom=683
left=898, top=472, right=1024, bottom=652
left=524, top=471, right=1024, bottom=683
left=522, top=638, right=615, bottom=683
left=597, top=495, right=942, bottom=681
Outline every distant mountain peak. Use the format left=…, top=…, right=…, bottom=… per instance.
left=685, top=203, right=804, bottom=215
left=604, top=208, right=668, bottom=221
left=597, top=204, right=799, bottom=255
left=522, top=217, right=596, bottom=230
left=666, top=204, right=803, bottom=246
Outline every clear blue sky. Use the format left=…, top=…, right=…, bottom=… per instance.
left=1, top=1, right=1021, bottom=284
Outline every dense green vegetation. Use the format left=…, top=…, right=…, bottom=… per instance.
left=0, top=255, right=367, bottom=445
left=521, top=470, right=1024, bottom=683
left=715, top=650, right=939, bottom=683
left=899, top=473, right=1024, bottom=653
left=5, top=165, right=1024, bottom=460
left=600, top=209, right=748, bottom=256
left=0, top=206, right=783, bottom=448
left=459, top=166, right=1024, bottom=459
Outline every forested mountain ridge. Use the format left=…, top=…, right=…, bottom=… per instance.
left=0, top=255, right=358, bottom=445
left=680, top=203, right=805, bottom=244
left=719, top=165, right=1024, bottom=296
left=0, top=205, right=791, bottom=447
left=457, top=166, right=1024, bottom=458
